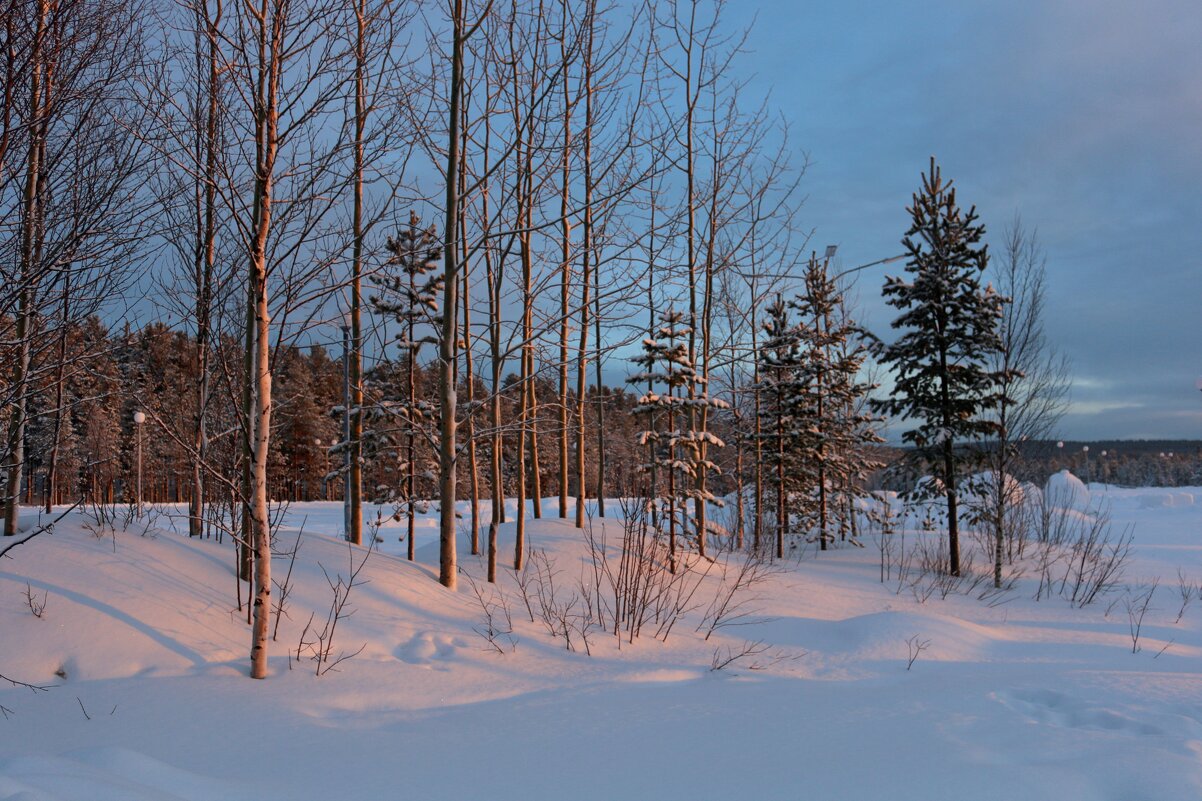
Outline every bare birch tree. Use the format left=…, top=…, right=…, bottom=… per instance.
left=987, top=218, right=1070, bottom=586
left=2, top=0, right=150, bottom=535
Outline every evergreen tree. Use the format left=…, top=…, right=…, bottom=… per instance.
left=792, top=255, right=883, bottom=551
left=755, top=296, right=807, bottom=560
left=369, top=212, right=443, bottom=560
left=871, top=158, right=1005, bottom=576
left=630, top=309, right=725, bottom=570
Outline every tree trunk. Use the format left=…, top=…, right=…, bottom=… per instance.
left=437, top=0, right=465, bottom=591
left=944, top=440, right=960, bottom=577
left=457, top=105, right=479, bottom=555
left=557, top=36, right=572, bottom=521
left=247, top=0, right=281, bottom=678
left=190, top=1, right=220, bottom=539
left=345, top=0, right=367, bottom=546
left=2, top=0, right=45, bottom=536
left=573, top=240, right=590, bottom=529
left=407, top=272, right=417, bottom=561
left=239, top=267, right=256, bottom=582
left=44, top=296, right=69, bottom=513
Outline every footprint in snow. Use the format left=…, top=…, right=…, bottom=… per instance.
left=993, top=688, right=1165, bottom=736
left=395, top=632, right=463, bottom=666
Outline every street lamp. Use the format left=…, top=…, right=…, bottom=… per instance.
left=831, top=248, right=908, bottom=282
left=315, top=437, right=328, bottom=501
left=340, top=310, right=352, bottom=541
left=133, top=410, right=146, bottom=515
left=1082, top=445, right=1090, bottom=485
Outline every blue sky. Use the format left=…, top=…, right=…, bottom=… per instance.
left=729, top=0, right=1202, bottom=439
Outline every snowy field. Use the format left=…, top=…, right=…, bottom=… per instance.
left=3, top=480, right=1202, bottom=800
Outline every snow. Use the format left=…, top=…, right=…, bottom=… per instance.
left=1046, top=468, right=1092, bottom=511
left=3, top=489, right=1202, bottom=800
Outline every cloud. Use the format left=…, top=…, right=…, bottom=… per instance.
left=736, top=0, right=1202, bottom=438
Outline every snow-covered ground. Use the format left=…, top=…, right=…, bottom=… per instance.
left=3, top=482, right=1202, bottom=800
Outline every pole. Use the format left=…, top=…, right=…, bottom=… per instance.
left=133, top=410, right=146, bottom=515
left=342, top=324, right=351, bottom=541
left=137, top=423, right=142, bottom=515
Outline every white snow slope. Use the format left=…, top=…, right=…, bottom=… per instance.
left=2, top=483, right=1202, bottom=800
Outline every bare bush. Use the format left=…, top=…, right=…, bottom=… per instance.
left=866, top=495, right=900, bottom=583
left=582, top=497, right=714, bottom=646
left=697, top=547, right=778, bottom=640
left=503, top=496, right=772, bottom=656
left=905, top=635, right=930, bottom=671
left=708, top=639, right=801, bottom=672
left=1021, top=499, right=1133, bottom=607
left=1174, top=568, right=1198, bottom=624
left=271, top=531, right=303, bottom=642
left=23, top=583, right=47, bottom=619
left=465, top=573, right=516, bottom=654
left=527, top=549, right=588, bottom=653
left=79, top=499, right=163, bottom=550
left=1033, top=538, right=1061, bottom=602
left=1125, top=580, right=1158, bottom=654
left=1029, top=489, right=1084, bottom=548
left=1058, top=508, right=1132, bottom=607
left=291, top=543, right=370, bottom=675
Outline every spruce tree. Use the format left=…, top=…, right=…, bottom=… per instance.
left=630, top=309, right=725, bottom=570
left=755, top=296, right=807, bottom=559
left=793, top=255, right=883, bottom=551
left=369, top=212, right=444, bottom=560
left=871, top=158, right=1004, bottom=576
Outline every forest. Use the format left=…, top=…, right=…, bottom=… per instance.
left=5, top=2, right=1202, bottom=798
left=0, top=0, right=1192, bottom=684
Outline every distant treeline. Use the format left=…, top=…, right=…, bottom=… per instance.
left=1, top=317, right=678, bottom=509
left=877, top=440, right=1202, bottom=492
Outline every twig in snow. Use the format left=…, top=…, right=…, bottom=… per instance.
left=0, top=673, right=51, bottom=693
left=1125, top=580, right=1158, bottom=654
left=23, top=583, right=47, bottom=619
left=905, top=634, right=931, bottom=671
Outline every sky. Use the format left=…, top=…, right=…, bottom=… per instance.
left=728, top=0, right=1202, bottom=440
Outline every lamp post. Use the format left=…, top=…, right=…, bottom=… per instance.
left=1082, top=445, right=1090, bottom=485
left=340, top=311, right=352, bottom=541
left=133, top=410, right=146, bottom=514
left=315, top=437, right=327, bottom=501
left=830, top=246, right=908, bottom=282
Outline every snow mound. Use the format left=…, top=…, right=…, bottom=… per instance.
left=763, top=610, right=999, bottom=665
left=1045, top=469, right=1090, bottom=511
